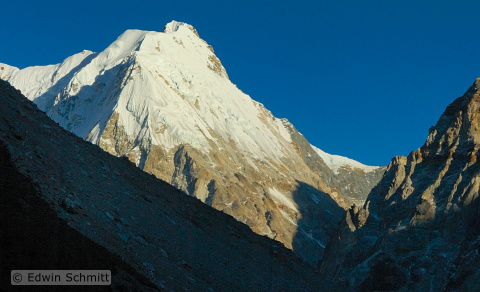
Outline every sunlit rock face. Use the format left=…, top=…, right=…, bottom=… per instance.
left=320, top=78, right=480, bottom=291
left=0, top=21, right=383, bottom=264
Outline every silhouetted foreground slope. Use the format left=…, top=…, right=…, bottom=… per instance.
left=0, top=141, right=159, bottom=291
left=0, top=79, right=329, bottom=291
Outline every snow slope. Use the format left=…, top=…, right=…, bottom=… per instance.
left=0, top=21, right=374, bottom=174
left=1, top=21, right=295, bottom=164
left=311, top=145, right=380, bottom=174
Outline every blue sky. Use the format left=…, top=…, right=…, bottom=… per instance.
left=3, top=1, right=480, bottom=166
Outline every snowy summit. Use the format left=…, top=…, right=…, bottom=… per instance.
left=0, top=20, right=384, bottom=265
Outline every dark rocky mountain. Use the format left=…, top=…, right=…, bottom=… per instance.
left=0, top=79, right=332, bottom=291
left=319, top=78, right=480, bottom=291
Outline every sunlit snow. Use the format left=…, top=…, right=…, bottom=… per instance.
left=1, top=20, right=378, bottom=174
left=268, top=187, right=298, bottom=212
left=311, top=145, right=379, bottom=174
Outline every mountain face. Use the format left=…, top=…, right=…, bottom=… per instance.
left=0, top=20, right=384, bottom=264
left=319, top=79, right=480, bottom=291
left=0, top=79, right=332, bottom=291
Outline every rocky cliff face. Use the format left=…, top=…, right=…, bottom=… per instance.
left=0, top=21, right=383, bottom=264
left=327, top=166, right=386, bottom=206
left=284, top=123, right=386, bottom=208
left=320, top=78, right=480, bottom=291
left=0, top=79, right=332, bottom=291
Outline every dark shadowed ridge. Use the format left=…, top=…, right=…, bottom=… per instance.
left=0, top=79, right=333, bottom=291
left=291, top=180, right=344, bottom=266
left=0, top=140, right=160, bottom=292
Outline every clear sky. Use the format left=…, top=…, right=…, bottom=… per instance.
left=2, top=1, right=480, bottom=166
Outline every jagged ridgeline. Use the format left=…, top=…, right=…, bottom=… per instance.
left=0, top=79, right=333, bottom=290
left=319, top=78, right=480, bottom=291
left=0, top=20, right=385, bottom=264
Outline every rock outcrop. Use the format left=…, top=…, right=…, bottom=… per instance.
left=320, top=78, right=480, bottom=291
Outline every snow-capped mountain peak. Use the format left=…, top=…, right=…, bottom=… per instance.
left=1, top=21, right=384, bottom=265
left=163, top=20, right=197, bottom=34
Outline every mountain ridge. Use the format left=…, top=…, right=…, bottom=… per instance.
left=319, top=78, right=480, bottom=291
